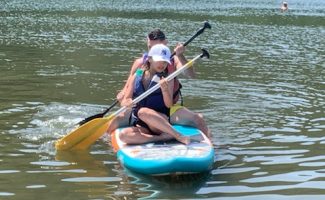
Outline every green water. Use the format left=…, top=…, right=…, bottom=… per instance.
left=0, top=0, right=324, bottom=199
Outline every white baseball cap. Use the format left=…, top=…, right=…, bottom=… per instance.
left=148, top=44, right=171, bottom=64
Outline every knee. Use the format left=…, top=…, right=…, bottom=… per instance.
left=193, top=113, right=207, bottom=128
left=192, top=112, right=204, bottom=122
left=107, top=113, right=127, bottom=133
left=119, top=129, right=135, bottom=143
left=193, top=113, right=209, bottom=134
left=196, top=113, right=204, bottom=121
left=119, top=130, right=127, bottom=142
left=107, top=118, right=118, bottom=133
left=137, top=107, right=152, bottom=120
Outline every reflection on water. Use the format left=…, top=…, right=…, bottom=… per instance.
left=0, top=0, right=324, bottom=199
left=128, top=172, right=211, bottom=199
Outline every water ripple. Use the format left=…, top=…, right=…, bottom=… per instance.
left=226, top=181, right=325, bottom=193
left=62, top=176, right=122, bottom=182
left=244, top=155, right=325, bottom=165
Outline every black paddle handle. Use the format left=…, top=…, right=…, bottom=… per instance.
left=170, top=21, right=211, bottom=58
left=101, top=99, right=119, bottom=116
left=78, top=99, right=119, bottom=126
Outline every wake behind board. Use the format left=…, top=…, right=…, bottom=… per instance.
left=111, top=125, right=214, bottom=176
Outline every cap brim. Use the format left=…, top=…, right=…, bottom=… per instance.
left=152, top=56, right=171, bottom=64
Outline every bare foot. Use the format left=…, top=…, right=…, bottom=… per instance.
left=159, top=132, right=174, bottom=141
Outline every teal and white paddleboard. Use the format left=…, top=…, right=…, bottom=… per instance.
left=111, top=125, right=214, bottom=176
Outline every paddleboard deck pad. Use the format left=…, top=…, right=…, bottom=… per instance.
left=111, top=125, right=214, bottom=176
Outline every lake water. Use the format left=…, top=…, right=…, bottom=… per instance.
left=0, top=0, right=324, bottom=199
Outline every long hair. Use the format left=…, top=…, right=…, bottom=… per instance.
left=142, top=58, right=151, bottom=71
left=142, top=57, right=168, bottom=78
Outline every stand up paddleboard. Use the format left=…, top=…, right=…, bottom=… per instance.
left=111, top=125, right=214, bottom=176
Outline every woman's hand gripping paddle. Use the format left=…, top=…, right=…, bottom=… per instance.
left=55, top=49, right=210, bottom=150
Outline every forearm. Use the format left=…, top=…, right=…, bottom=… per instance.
left=175, top=53, right=196, bottom=78
left=176, top=53, right=187, bottom=66
left=117, top=59, right=141, bottom=102
left=121, top=74, right=135, bottom=107
left=159, top=77, right=173, bottom=107
left=121, top=97, right=132, bottom=107
left=162, top=89, right=173, bottom=108
left=117, top=78, right=130, bottom=103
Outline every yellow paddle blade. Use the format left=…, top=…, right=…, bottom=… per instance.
left=55, top=115, right=115, bottom=151
left=71, top=119, right=113, bottom=150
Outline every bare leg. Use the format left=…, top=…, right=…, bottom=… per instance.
left=137, top=108, right=190, bottom=145
left=119, top=126, right=174, bottom=144
left=106, top=109, right=131, bottom=134
left=170, top=107, right=211, bottom=138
